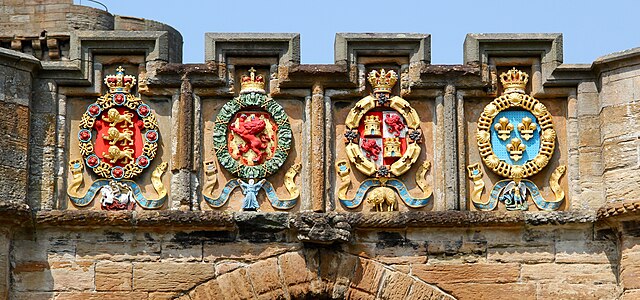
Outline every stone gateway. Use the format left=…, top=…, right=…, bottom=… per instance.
left=1, top=0, right=640, bottom=299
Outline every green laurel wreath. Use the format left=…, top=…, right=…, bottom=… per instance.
left=213, top=92, right=292, bottom=179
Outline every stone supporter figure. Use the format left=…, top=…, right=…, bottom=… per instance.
left=239, top=178, right=265, bottom=211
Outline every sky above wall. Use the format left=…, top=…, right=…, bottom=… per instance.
left=75, top=0, right=639, bottom=65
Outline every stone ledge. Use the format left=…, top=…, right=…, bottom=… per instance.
left=32, top=210, right=236, bottom=229
left=597, top=200, right=640, bottom=219
left=0, top=207, right=610, bottom=243
left=19, top=210, right=598, bottom=229
left=0, top=200, right=30, bottom=226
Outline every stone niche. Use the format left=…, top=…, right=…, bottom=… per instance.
left=330, top=34, right=437, bottom=212
left=200, top=34, right=308, bottom=213
left=65, top=56, right=173, bottom=211
left=331, top=75, right=437, bottom=212
left=460, top=34, right=573, bottom=212
left=200, top=85, right=306, bottom=212
left=463, top=65, right=569, bottom=211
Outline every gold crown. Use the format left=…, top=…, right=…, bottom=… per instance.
left=104, top=66, right=137, bottom=93
left=368, top=69, right=398, bottom=93
left=240, top=67, right=265, bottom=94
left=500, top=68, right=529, bottom=94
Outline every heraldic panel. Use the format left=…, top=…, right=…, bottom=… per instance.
left=334, top=69, right=434, bottom=212
left=66, top=66, right=170, bottom=210
left=201, top=68, right=303, bottom=212
left=466, top=68, right=569, bottom=211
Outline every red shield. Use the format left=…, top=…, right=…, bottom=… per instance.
left=358, top=110, right=408, bottom=167
left=93, top=107, right=144, bottom=168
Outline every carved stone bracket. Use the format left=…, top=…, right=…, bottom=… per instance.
left=291, top=212, right=352, bottom=244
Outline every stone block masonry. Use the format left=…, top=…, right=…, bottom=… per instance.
left=1, top=0, right=640, bottom=299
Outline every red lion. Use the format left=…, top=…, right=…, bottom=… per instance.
left=385, top=114, right=405, bottom=137
left=361, top=138, right=381, bottom=160
left=230, top=115, right=271, bottom=163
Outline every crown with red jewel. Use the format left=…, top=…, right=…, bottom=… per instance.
left=104, top=66, right=137, bottom=93
left=500, top=68, right=529, bottom=94
left=368, top=69, right=398, bottom=93
left=240, top=67, right=265, bottom=94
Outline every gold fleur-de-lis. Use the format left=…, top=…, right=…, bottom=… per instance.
left=494, top=117, right=513, bottom=141
left=517, top=117, right=537, bottom=141
left=506, top=137, right=526, bottom=161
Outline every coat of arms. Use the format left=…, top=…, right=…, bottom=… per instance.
left=202, top=68, right=300, bottom=211
left=336, top=69, right=432, bottom=211
left=67, top=66, right=167, bottom=210
left=468, top=68, right=566, bottom=211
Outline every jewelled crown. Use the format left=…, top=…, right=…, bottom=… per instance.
left=240, top=67, right=265, bottom=94
left=500, top=68, right=529, bottom=94
left=104, top=66, right=137, bottom=93
left=368, top=69, right=398, bottom=93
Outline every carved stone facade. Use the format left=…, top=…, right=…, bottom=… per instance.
left=1, top=0, right=640, bottom=299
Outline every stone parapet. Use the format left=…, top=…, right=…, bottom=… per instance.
left=2, top=2, right=640, bottom=298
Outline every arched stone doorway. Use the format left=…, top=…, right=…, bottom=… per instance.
left=173, top=249, right=453, bottom=299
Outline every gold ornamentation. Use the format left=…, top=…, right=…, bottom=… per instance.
left=366, top=186, right=397, bottom=212
left=475, top=69, right=555, bottom=179
left=103, top=127, right=134, bottom=146
left=494, top=117, right=514, bottom=140
left=150, top=162, right=168, bottom=200
left=486, top=155, right=500, bottom=168
left=363, top=115, right=381, bottom=136
left=335, top=160, right=352, bottom=200
left=103, top=146, right=134, bottom=164
left=549, top=165, right=566, bottom=202
left=102, top=108, right=134, bottom=128
left=143, top=114, right=158, bottom=130
left=500, top=67, right=529, bottom=94
left=282, top=163, right=302, bottom=201
left=143, top=142, right=158, bottom=159
left=483, top=103, right=498, bottom=118
left=467, top=163, right=486, bottom=205
left=344, top=95, right=422, bottom=177
left=240, top=67, right=265, bottom=94
left=389, top=97, right=420, bottom=128
left=201, top=160, right=301, bottom=207
left=345, top=142, right=377, bottom=176
left=79, top=114, right=95, bottom=129
left=533, top=102, right=548, bottom=117
left=78, top=142, right=94, bottom=157
left=67, top=159, right=86, bottom=202
left=517, top=117, right=536, bottom=140
left=344, top=96, right=376, bottom=129
left=533, top=155, right=549, bottom=169
left=510, top=165, right=525, bottom=179
left=541, top=128, right=556, bottom=142
left=476, top=130, right=490, bottom=144
left=202, top=161, right=218, bottom=197
left=340, top=68, right=431, bottom=210
left=77, top=66, right=160, bottom=182
left=104, top=66, right=137, bottom=93
left=368, top=69, right=398, bottom=93
left=93, top=162, right=112, bottom=178
left=415, top=160, right=433, bottom=200
left=471, top=68, right=565, bottom=212
left=506, top=138, right=526, bottom=161
left=383, top=138, right=402, bottom=158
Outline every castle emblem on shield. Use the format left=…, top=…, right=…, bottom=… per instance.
left=67, top=66, right=168, bottom=210
left=336, top=69, right=432, bottom=211
left=468, top=68, right=566, bottom=211
left=202, top=68, right=300, bottom=211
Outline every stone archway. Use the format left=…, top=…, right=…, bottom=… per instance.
left=174, top=249, right=453, bottom=300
